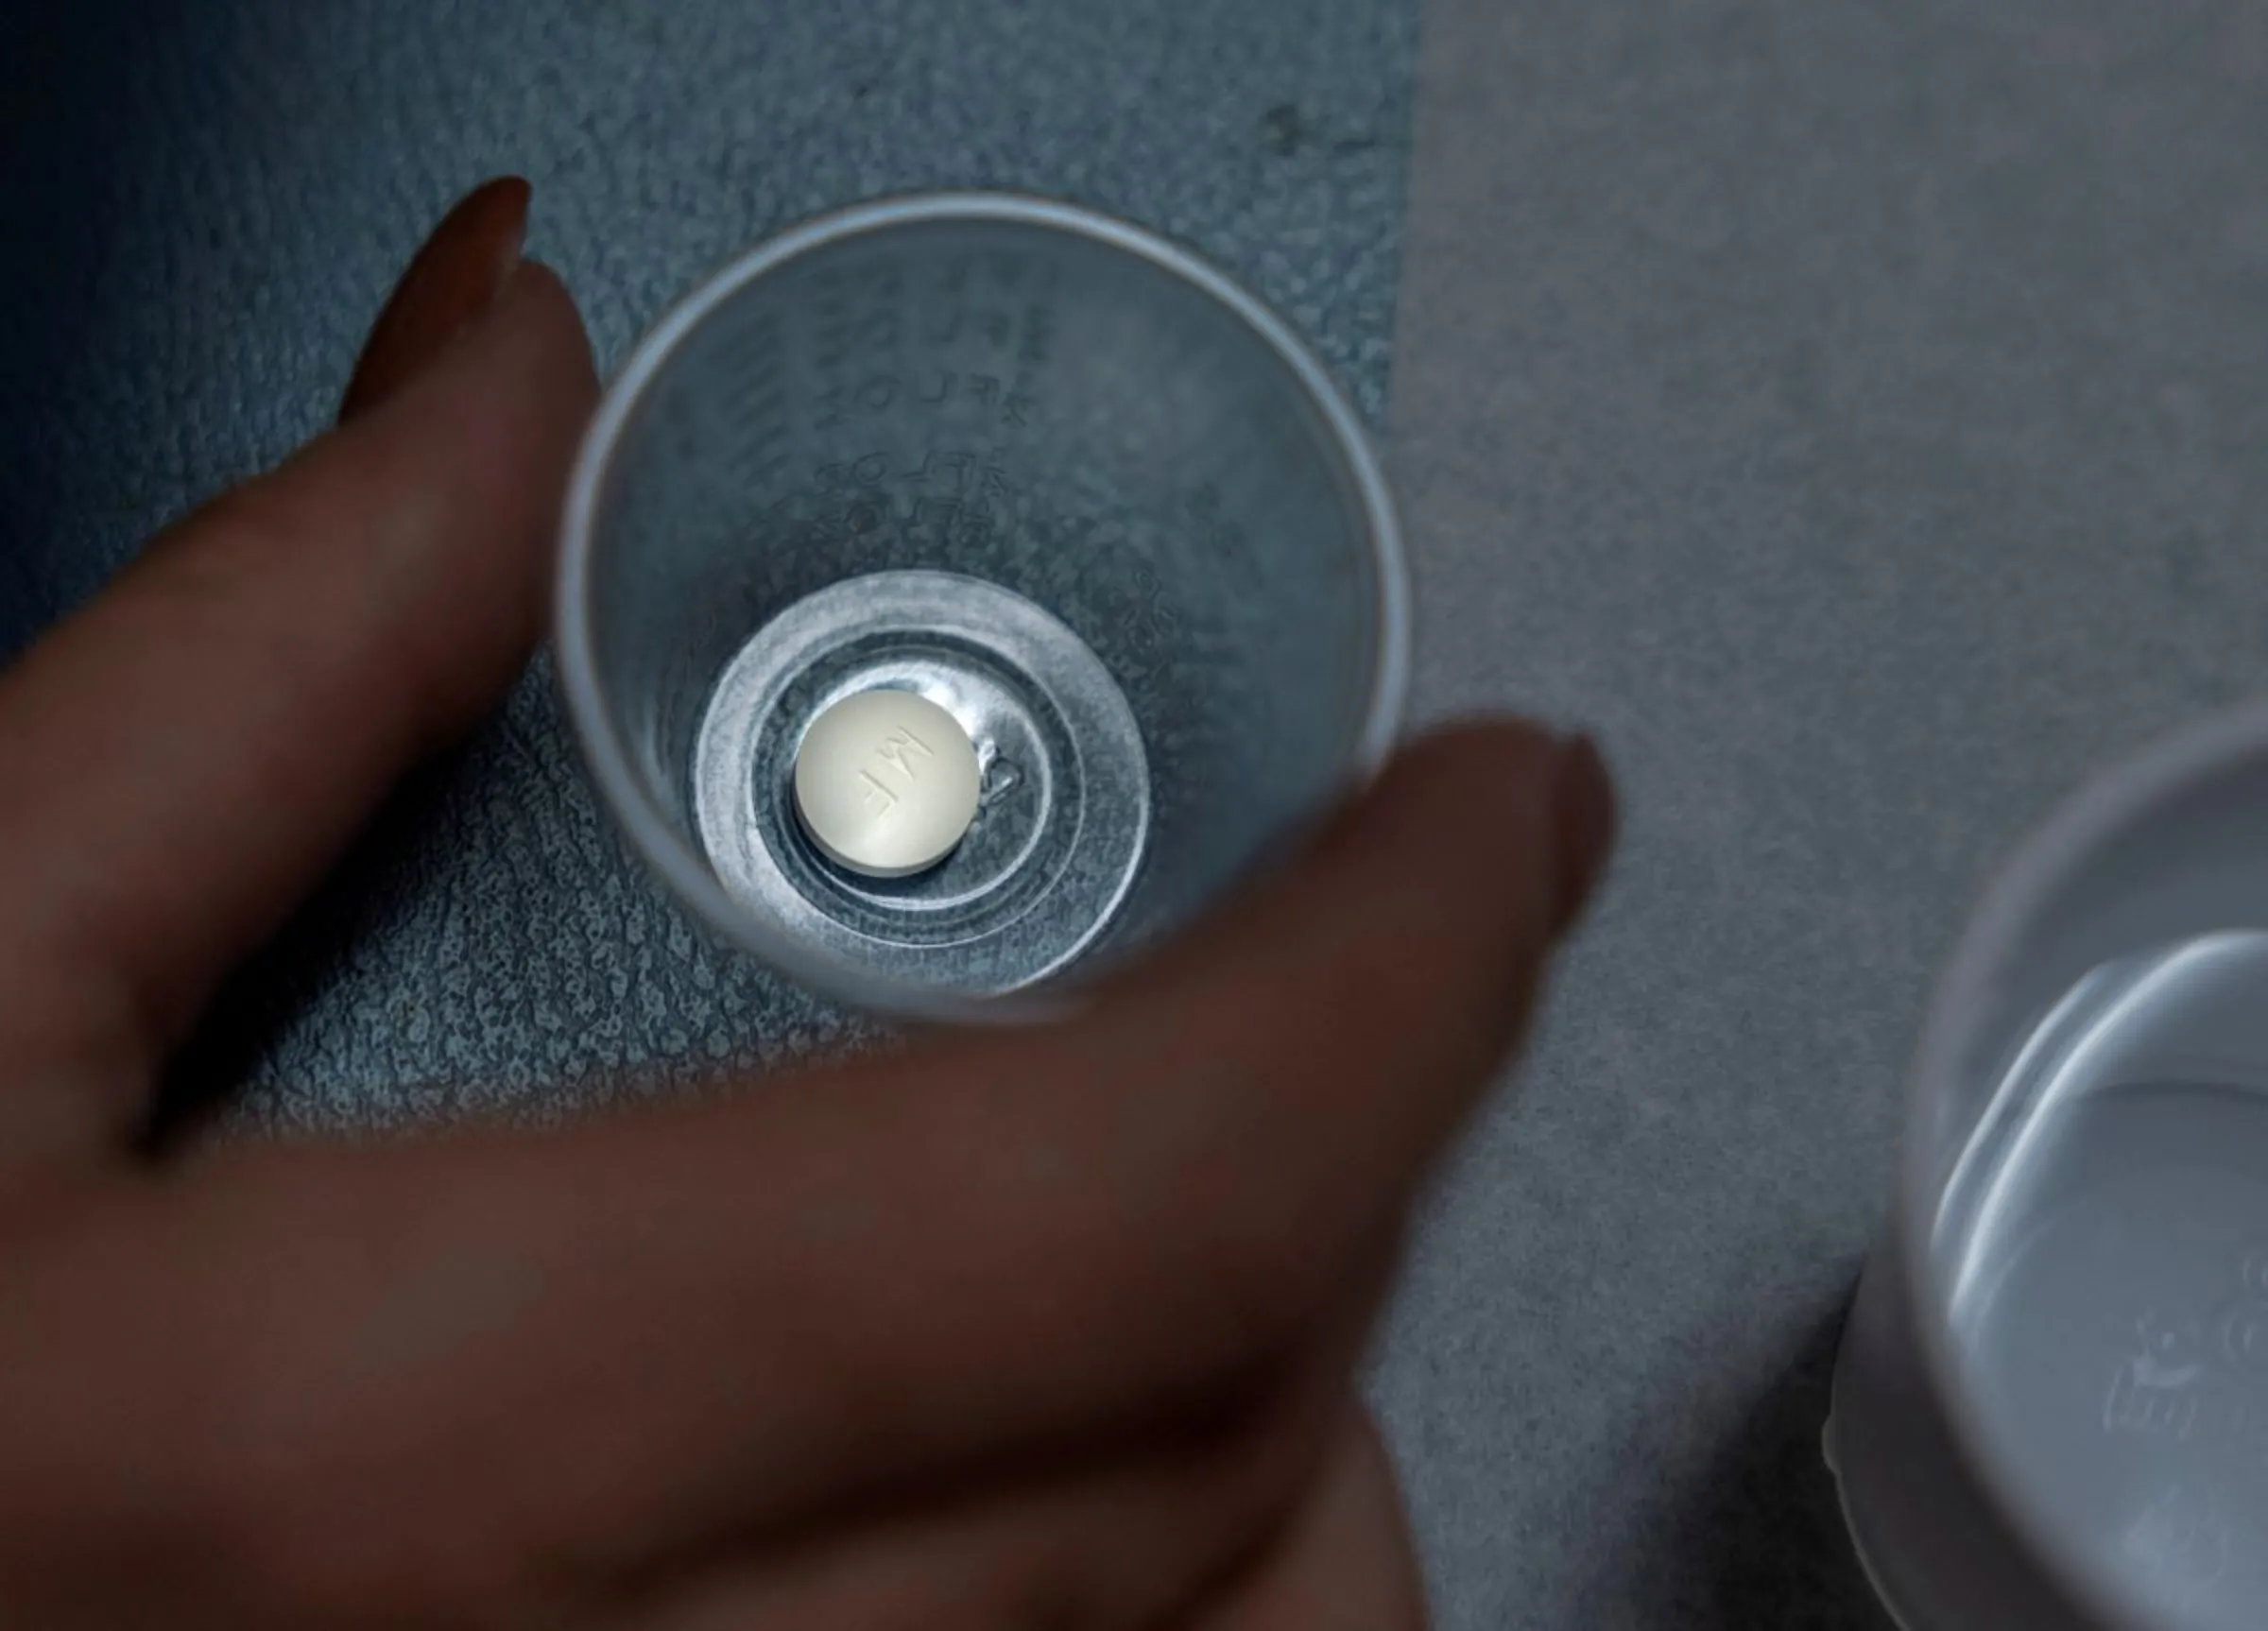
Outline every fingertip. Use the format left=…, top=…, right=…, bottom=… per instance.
left=1315, top=720, right=1560, bottom=929
left=340, top=176, right=535, bottom=422
left=1550, top=732, right=1617, bottom=935
left=328, top=255, right=596, bottom=494
left=490, top=259, right=599, bottom=395
left=373, top=257, right=597, bottom=534
left=1069, top=715, right=1591, bottom=1197
left=242, top=251, right=600, bottom=745
left=1332, top=717, right=1616, bottom=939
left=1349, top=717, right=1563, bottom=836
left=422, top=259, right=597, bottom=435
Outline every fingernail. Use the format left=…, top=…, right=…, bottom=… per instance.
left=339, top=176, right=532, bottom=422
left=1550, top=733, right=1617, bottom=935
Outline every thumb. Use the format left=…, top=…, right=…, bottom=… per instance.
left=2, top=724, right=1613, bottom=1604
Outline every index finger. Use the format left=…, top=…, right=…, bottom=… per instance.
left=1, top=723, right=1613, bottom=1595
left=0, top=188, right=594, bottom=1161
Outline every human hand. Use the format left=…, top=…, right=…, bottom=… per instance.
left=0, top=180, right=1615, bottom=1628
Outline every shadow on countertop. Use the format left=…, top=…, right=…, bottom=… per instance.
left=1624, top=1301, right=1896, bottom=1631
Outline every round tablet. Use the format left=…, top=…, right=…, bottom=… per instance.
left=792, top=689, right=983, bottom=878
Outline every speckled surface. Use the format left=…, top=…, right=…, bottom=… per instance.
left=0, top=0, right=1416, bottom=1128
left=1377, top=1, right=2268, bottom=1626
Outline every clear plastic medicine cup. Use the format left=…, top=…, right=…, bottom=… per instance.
left=556, top=194, right=1408, bottom=1021
left=1834, top=699, right=2268, bottom=1631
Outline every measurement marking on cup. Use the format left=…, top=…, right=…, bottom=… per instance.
left=2102, top=1262, right=2268, bottom=1467
left=844, top=373, right=1036, bottom=428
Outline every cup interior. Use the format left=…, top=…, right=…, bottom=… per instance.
left=559, top=197, right=1403, bottom=1009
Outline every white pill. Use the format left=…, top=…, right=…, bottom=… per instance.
left=793, top=690, right=982, bottom=878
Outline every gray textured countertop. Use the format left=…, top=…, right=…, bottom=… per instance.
left=8, top=2, right=2268, bottom=1627
left=1380, top=1, right=2268, bottom=1626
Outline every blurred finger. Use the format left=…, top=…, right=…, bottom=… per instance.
left=0, top=724, right=1612, bottom=1587
left=632, top=1382, right=1333, bottom=1631
left=1184, top=1408, right=1428, bottom=1631
left=0, top=180, right=593, bottom=1163
left=631, top=1287, right=1386, bottom=1631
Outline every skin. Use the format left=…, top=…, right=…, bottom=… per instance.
left=0, top=180, right=1617, bottom=1628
